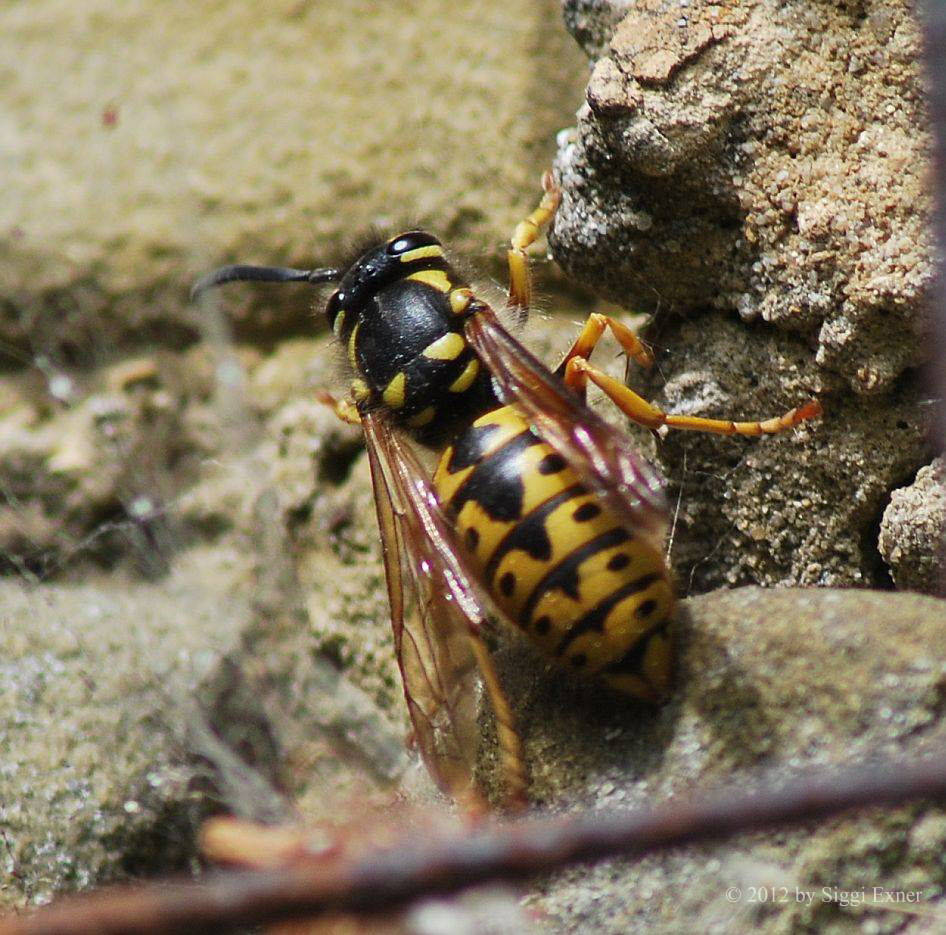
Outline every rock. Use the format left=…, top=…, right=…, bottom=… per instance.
left=0, top=328, right=413, bottom=908
left=0, top=0, right=587, bottom=356
left=552, top=0, right=935, bottom=589
left=879, top=456, right=946, bottom=596
left=497, top=587, right=946, bottom=932
left=4, top=2, right=946, bottom=928
left=0, top=549, right=250, bottom=907
left=562, top=0, right=634, bottom=58
left=555, top=0, right=931, bottom=394
left=0, top=530, right=410, bottom=910
left=0, top=349, right=217, bottom=580
left=638, top=313, right=930, bottom=590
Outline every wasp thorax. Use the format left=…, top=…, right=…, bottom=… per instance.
left=328, top=232, right=496, bottom=444
left=325, top=232, right=445, bottom=332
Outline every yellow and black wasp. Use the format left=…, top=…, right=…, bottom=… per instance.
left=194, top=173, right=822, bottom=807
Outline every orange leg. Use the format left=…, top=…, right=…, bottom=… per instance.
left=506, top=170, right=561, bottom=317
left=200, top=818, right=319, bottom=869
left=467, top=634, right=528, bottom=812
left=316, top=389, right=362, bottom=426
left=564, top=357, right=823, bottom=436
left=554, top=313, right=654, bottom=399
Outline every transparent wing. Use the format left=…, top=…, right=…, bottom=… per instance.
left=361, top=411, right=525, bottom=807
left=466, top=305, right=669, bottom=550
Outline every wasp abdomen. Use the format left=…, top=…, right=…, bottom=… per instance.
left=433, top=405, right=674, bottom=702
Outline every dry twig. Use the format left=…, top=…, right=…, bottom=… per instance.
left=3, top=749, right=946, bottom=935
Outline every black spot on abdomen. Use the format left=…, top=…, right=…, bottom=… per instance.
left=447, top=430, right=542, bottom=523
left=483, top=484, right=584, bottom=583
left=537, top=452, right=566, bottom=475
left=520, top=527, right=632, bottom=627
left=554, top=572, right=662, bottom=657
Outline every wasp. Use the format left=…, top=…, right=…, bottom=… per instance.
left=194, top=174, right=822, bottom=807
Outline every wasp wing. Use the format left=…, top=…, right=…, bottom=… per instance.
left=361, top=411, right=525, bottom=807
left=466, top=305, right=669, bottom=549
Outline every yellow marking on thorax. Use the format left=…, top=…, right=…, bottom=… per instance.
left=333, top=308, right=347, bottom=337
left=382, top=372, right=407, bottom=409
left=422, top=331, right=466, bottom=361
left=347, top=323, right=360, bottom=370
left=398, top=244, right=444, bottom=263
left=449, top=288, right=473, bottom=315
left=407, top=269, right=451, bottom=292
left=351, top=378, right=371, bottom=402
left=407, top=406, right=436, bottom=428
left=448, top=358, right=480, bottom=393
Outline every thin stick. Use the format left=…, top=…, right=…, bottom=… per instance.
left=4, top=748, right=946, bottom=934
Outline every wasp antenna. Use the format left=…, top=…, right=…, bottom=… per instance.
left=190, top=264, right=341, bottom=301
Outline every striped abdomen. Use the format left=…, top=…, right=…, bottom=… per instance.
left=432, top=405, right=674, bottom=702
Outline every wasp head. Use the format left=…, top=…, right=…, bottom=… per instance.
left=324, top=231, right=448, bottom=331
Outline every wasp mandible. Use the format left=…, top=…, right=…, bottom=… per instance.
left=194, top=173, right=822, bottom=807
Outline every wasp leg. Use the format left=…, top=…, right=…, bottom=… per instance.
left=554, top=313, right=654, bottom=400
left=564, top=357, right=823, bottom=435
left=466, top=632, right=528, bottom=811
left=200, top=817, right=310, bottom=868
left=316, top=389, right=363, bottom=426
left=507, top=170, right=561, bottom=317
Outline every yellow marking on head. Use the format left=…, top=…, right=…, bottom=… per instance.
left=407, top=269, right=451, bottom=293
left=398, top=244, right=444, bottom=263
left=422, top=331, right=466, bottom=361
left=448, top=358, right=480, bottom=393
left=332, top=308, right=346, bottom=337
left=449, top=288, right=474, bottom=315
left=382, top=372, right=407, bottom=409
left=407, top=406, right=436, bottom=428
left=347, top=323, right=360, bottom=369
left=351, top=378, right=371, bottom=402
